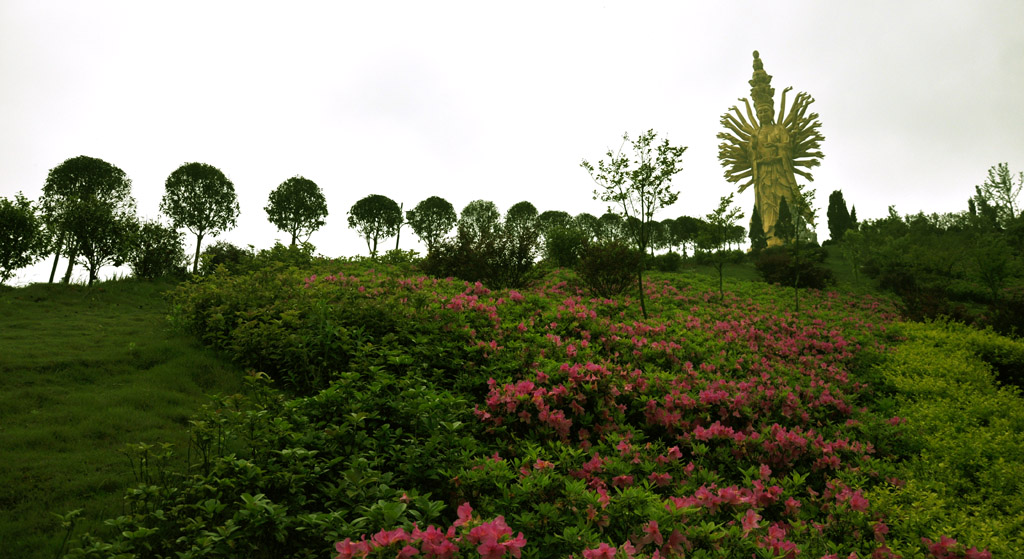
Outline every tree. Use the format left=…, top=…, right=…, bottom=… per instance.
left=348, top=194, right=402, bottom=258
left=573, top=212, right=601, bottom=242
left=669, top=215, right=704, bottom=258
left=40, top=155, right=134, bottom=283
left=128, top=219, right=186, bottom=279
left=75, top=198, right=138, bottom=285
left=458, top=200, right=502, bottom=244
left=787, top=184, right=818, bottom=313
left=264, top=176, right=328, bottom=247
left=698, top=193, right=744, bottom=300
left=582, top=130, right=687, bottom=319
left=161, top=162, right=240, bottom=273
left=775, top=196, right=795, bottom=245
left=749, top=204, right=768, bottom=253
left=975, top=162, right=1023, bottom=228
left=826, top=190, right=852, bottom=243
left=406, top=196, right=457, bottom=254
left=0, top=193, right=45, bottom=285
left=504, top=201, right=539, bottom=240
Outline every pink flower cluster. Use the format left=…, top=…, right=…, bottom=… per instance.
left=335, top=503, right=526, bottom=559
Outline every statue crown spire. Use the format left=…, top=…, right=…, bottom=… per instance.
left=749, top=50, right=775, bottom=111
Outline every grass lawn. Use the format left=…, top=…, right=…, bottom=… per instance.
left=0, top=278, right=246, bottom=559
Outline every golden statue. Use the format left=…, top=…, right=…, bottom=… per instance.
left=718, top=51, right=824, bottom=244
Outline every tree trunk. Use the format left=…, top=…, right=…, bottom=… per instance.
left=48, top=231, right=64, bottom=284
left=192, top=233, right=204, bottom=274
left=62, top=244, right=78, bottom=284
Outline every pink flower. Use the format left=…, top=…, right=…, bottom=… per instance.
left=741, top=509, right=761, bottom=535
left=612, top=475, right=634, bottom=488
left=399, top=545, right=420, bottom=559
left=454, top=502, right=474, bottom=527
left=582, top=543, right=617, bottom=559
left=335, top=538, right=372, bottom=559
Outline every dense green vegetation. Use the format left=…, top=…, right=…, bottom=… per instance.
left=0, top=279, right=245, bottom=558
left=0, top=257, right=1008, bottom=559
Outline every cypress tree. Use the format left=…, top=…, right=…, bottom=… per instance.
left=826, top=190, right=852, bottom=242
left=775, top=196, right=795, bottom=244
left=749, top=204, right=767, bottom=252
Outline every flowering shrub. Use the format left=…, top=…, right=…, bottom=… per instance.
left=63, top=263, right=1014, bottom=558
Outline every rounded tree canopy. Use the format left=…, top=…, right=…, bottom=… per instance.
left=348, top=194, right=402, bottom=257
left=265, top=176, right=328, bottom=246
left=161, top=162, right=239, bottom=238
left=41, top=155, right=132, bottom=219
left=406, top=195, right=457, bottom=252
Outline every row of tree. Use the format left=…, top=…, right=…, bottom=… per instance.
left=1, top=139, right=747, bottom=287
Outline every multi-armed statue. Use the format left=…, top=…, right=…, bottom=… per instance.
left=718, top=51, right=825, bottom=245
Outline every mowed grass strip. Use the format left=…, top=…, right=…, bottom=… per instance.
left=0, top=278, right=246, bottom=559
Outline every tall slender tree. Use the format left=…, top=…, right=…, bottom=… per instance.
left=749, top=204, right=767, bottom=252
left=582, top=130, right=687, bottom=319
left=826, top=189, right=852, bottom=242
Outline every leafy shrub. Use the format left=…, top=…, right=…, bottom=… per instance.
left=72, top=263, right=1010, bottom=559
left=200, top=240, right=254, bottom=275
left=649, top=251, right=683, bottom=272
left=127, top=220, right=187, bottom=280
left=378, top=248, right=421, bottom=266
left=575, top=241, right=640, bottom=298
left=542, top=226, right=589, bottom=268
left=754, top=246, right=835, bottom=289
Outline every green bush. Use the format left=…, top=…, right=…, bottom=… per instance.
left=649, top=251, right=683, bottom=272
left=866, top=320, right=1024, bottom=557
left=199, top=241, right=254, bottom=275
left=575, top=241, right=640, bottom=298
left=754, top=245, right=835, bottom=289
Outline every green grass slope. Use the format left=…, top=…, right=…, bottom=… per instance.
left=0, top=279, right=245, bottom=559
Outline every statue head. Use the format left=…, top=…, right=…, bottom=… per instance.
left=749, top=50, right=775, bottom=124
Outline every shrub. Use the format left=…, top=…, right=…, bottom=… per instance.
left=200, top=240, right=254, bottom=275
left=542, top=226, right=589, bottom=268
left=649, top=251, right=683, bottom=272
left=754, top=246, right=835, bottom=289
left=575, top=241, right=640, bottom=298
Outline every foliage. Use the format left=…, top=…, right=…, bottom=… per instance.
left=74, top=200, right=138, bottom=286
left=697, top=193, right=744, bottom=300
left=200, top=240, right=255, bottom=275
left=406, top=196, right=457, bottom=254
left=649, top=251, right=683, bottom=272
left=667, top=215, right=704, bottom=258
left=582, top=130, right=687, bottom=318
left=264, top=176, right=328, bottom=247
left=826, top=190, right=853, bottom=243
left=866, top=321, right=1024, bottom=558
left=422, top=201, right=537, bottom=289
left=576, top=241, right=641, bottom=298
left=55, top=260, right=1021, bottom=558
left=754, top=246, right=836, bottom=290
left=972, top=162, right=1022, bottom=228
left=0, top=192, right=46, bottom=285
left=775, top=196, right=795, bottom=245
left=348, top=194, right=403, bottom=259
left=748, top=204, right=767, bottom=254
left=161, top=162, right=240, bottom=273
left=542, top=226, right=590, bottom=268
left=40, top=155, right=135, bottom=283
left=127, top=219, right=187, bottom=280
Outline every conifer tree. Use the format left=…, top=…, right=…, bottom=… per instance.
left=775, top=196, right=795, bottom=244
left=749, top=204, right=767, bottom=252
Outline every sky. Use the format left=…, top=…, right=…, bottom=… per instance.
left=2, top=0, right=1023, bottom=285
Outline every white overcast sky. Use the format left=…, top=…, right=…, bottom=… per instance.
left=2, top=0, right=1023, bottom=284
